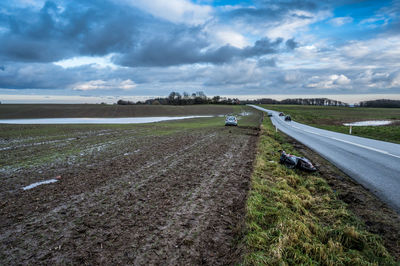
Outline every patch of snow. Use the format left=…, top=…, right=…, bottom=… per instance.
left=343, top=120, right=393, bottom=126
left=123, top=149, right=141, bottom=156
left=23, top=179, right=58, bottom=190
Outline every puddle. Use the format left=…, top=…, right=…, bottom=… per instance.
left=124, top=149, right=140, bottom=156
left=23, top=179, right=58, bottom=190
left=239, top=111, right=252, bottom=116
left=343, top=120, right=393, bottom=126
left=0, top=116, right=212, bottom=125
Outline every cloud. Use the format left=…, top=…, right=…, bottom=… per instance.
left=118, top=0, right=212, bottom=25
left=0, top=0, right=140, bottom=62
left=1, top=0, right=400, bottom=98
left=283, top=71, right=302, bottom=83
left=307, top=74, right=351, bottom=89
left=224, top=1, right=331, bottom=39
left=72, top=79, right=137, bottom=91
left=203, top=60, right=263, bottom=87
left=389, top=71, right=400, bottom=87
left=213, top=29, right=248, bottom=48
left=114, top=34, right=287, bottom=67
left=332, top=74, right=351, bottom=85
left=329, top=16, right=353, bottom=26
left=257, top=58, right=276, bottom=67
left=53, top=54, right=118, bottom=69
left=285, top=38, right=298, bottom=49
left=0, top=62, right=76, bottom=89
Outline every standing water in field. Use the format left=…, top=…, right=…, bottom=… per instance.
left=343, top=120, right=393, bottom=126
left=0, top=116, right=212, bottom=124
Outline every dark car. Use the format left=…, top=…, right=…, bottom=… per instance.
left=279, top=150, right=317, bottom=172
left=284, top=115, right=291, bottom=121
left=279, top=112, right=285, bottom=116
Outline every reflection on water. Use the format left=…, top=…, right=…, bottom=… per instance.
left=0, top=116, right=212, bottom=124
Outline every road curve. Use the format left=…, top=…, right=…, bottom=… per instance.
left=249, top=105, right=400, bottom=213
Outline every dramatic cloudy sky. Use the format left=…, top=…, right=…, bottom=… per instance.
left=0, top=0, right=400, bottom=103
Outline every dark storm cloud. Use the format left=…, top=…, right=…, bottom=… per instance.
left=0, top=63, right=77, bottom=89
left=257, top=58, right=276, bottom=67
left=0, top=0, right=140, bottom=62
left=285, top=38, right=298, bottom=49
left=0, top=0, right=300, bottom=68
left=115, top=33, right=285, bottom=67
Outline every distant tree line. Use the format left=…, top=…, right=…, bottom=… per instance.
left=359, top=99, right=400, bottom=108
left=117, top=92, right=348, bottom=106
left=241, top=97, right=348, bottom=106
left=118, top=91, right=240, bottom=105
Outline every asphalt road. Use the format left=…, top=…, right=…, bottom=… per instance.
left=249, top=105, right=400, bottom=213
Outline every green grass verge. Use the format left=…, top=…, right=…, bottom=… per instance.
left=259, top=104, right=400, bottom=143
left=244, top=118, right=396, bottom=265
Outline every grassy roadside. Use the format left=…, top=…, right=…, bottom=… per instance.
left=243, top=117, right=396, bottom=265
left=259, top=104, right=400, bottom=144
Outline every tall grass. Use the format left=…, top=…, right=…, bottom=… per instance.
left=244, top=118, right=395, bottom=265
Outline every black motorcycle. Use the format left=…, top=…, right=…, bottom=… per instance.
left=279, top=150, right=317, bottom=172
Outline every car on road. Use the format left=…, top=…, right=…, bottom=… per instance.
left=225, top=115, right=238, bottom=126
left=285, top=115, right=292, bottom=121
left=268, top=113, right=273, bottom=117
left=279, top=112, right=285, bottom=116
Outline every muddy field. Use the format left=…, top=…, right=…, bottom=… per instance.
left=0, top=104, right=239, bottom=119
left=0, top=110, right=261, bottom=264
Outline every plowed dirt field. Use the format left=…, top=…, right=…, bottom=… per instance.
left=0, top=110, right=261, bottom=264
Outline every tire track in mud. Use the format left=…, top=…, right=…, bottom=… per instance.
left=0, top=127, right=259, bottom=265
left=0, top=129, right=182, bottom=195
left=1, top=132, right=221, bottom=263
left=133, top=136, right=252, bottom=265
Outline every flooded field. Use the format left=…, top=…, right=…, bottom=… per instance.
left=0, top=106, right=262, bottom=265
left=0, top=116, right=212, bottom=124
left=343, top=120, right=393, bottom=126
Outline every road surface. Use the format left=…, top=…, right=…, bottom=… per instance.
left=249, top=105, right=400, bottom=213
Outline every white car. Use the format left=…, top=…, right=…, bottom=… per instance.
left=225, top=116, right=238, bottom=126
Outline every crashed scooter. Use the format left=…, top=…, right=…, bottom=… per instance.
left=279, top=150, right=317, bottom=172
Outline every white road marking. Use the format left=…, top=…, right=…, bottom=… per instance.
left=279, top=118, right=400, bottom=160
left=328, top=137, right=400, bottom=159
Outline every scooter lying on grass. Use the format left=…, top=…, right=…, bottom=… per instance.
left=279, top=150, right=317, bottom=172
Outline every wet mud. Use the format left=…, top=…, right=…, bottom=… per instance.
left=0, top=126, right=259, bottom=265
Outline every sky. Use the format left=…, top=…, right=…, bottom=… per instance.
left=0, top=0, right=400, bottom=104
